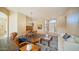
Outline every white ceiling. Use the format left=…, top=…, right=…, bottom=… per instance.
left=6, top=7, right=69, bottom=20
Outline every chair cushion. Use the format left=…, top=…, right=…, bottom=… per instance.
left=19, top=37, right=29, bottom=43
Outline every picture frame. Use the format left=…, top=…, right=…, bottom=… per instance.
left=38, top=24, right=42, bottom=29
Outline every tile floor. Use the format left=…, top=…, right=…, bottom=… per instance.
left=0, top=36, right=58, bottom=51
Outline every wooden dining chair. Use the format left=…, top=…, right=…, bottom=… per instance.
left=14, top=35, right=30, bottom=48
left=19, top=42, right=29, bottom=48
left=10, top=32, right=17, bottom=40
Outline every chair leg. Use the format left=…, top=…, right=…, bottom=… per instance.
left=48, top=41, right=50, bottom=47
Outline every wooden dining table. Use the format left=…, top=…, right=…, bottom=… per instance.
left=20, top=43, right=41, bottom=51
left=31, top=38, right=41, bottom=44
left=40, top=36, right=52, bottom=47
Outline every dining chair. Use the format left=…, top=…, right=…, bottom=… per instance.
left=10, top=32, right=18, bottom=40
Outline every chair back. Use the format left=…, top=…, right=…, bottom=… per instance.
left=10, top=32, right=17, bottom=40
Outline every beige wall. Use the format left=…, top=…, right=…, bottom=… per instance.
left=9, top=12, right=26, bottom=35
left=66, top=8, right=79, bottom=36
left=26, top=17, right=45, bottom=32
left=17, top=13, right=26, bottom=35
left=9, top=11, right=18, bottom=35
left=56, top=15, right=66, bottom=33
left=32, top=16, right=67, bottom=33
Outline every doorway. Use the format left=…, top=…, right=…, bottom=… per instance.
left=49, top=19, right=56, bottom=33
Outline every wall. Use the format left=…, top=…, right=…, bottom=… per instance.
left=26, top=17, right=45, bottom=33
left=56, top=15, right=66, bottom=33
left=32, top=15, right=67, bottom=33
left=17, top=13, right=26, bottom=35
left=36, top=19, right=45, bottom=32
left=9, top=12, right=27, bottom=35
left=26, top=16, right=32, bottom=26
left=66, top=8, right=79, bottom=36
left=9, top=11, right=18, bottom=36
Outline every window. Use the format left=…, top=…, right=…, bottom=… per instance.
left=49, top=18, right=56, bottom=33
left=0, top=12, right=8, bottom=38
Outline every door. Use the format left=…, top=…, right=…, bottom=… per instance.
left=0, top=12, right=8, bottom=50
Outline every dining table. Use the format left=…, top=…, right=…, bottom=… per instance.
left=40, top=35, right=52, bottom=47
left=30, top=38, right=41, bottom=44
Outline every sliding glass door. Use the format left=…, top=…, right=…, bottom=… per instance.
left=0, top=12, right=8, bottom=50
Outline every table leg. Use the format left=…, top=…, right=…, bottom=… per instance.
left=48, top=37, right=53, bottom=47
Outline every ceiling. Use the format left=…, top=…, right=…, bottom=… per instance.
left=6, top=7, right=69, bottom=20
